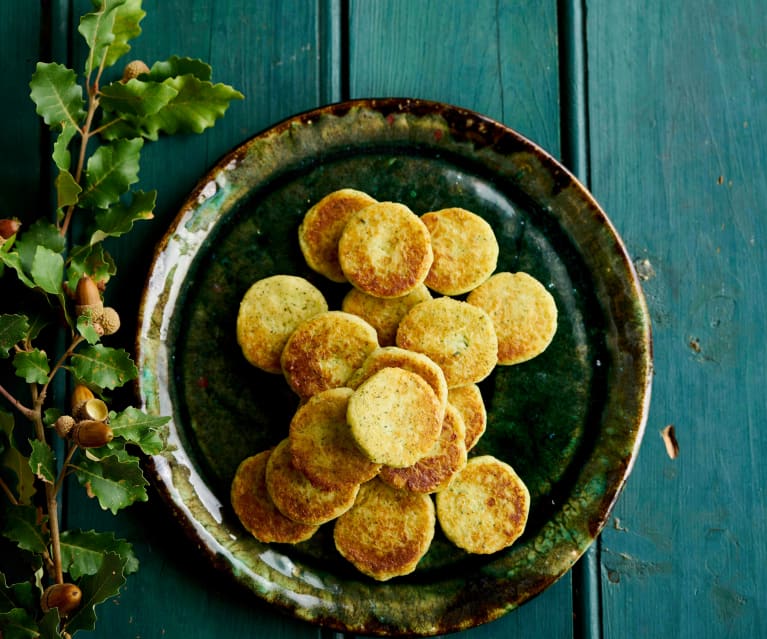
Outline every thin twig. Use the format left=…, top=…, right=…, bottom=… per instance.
left=0, top=382, right=36, bottom=420
left=0, top=475, right=19, bottom=505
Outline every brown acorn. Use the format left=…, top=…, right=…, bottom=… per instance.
left=97, top=306, right=121, bottom=336
left=74, top=397, right=109, bottom=423
left=54, top=415, right=76, bottom=438
left=74, top=275, right=104, bottom=320
left=41, top=583, right=82, bottom=616
left=0, top=218, right=21, bottom=239
left=71, top=384, right=95, bottom=415
left=121, top=59, right=150, bottom=82
left=71, top=420, right=114, bottom=448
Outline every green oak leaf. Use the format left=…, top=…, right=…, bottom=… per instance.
left=98, top=78, right=178, bottom=117
left=43, top=407, right=63, bottom=427
left=79, top=138, right=143, bottom=209
left=89, top=189, right=156, bottom=244
left=147, top=55, right=212, bottom=81
left=109, top=406, right=169, bottom=455
left=52, top=122, right=79, bottom=172
left=55, top=169, right=82, bottom=211
left=13, top=349, right=50, bottom=385
left=78, top=0, right=125, bottom=79
left=102, top=74, right=243, bottom=140
left=65, top=243, right=116, bottom=293
left=0, top=607, right=38, bottom=639
left=0, top=315, right=29, bottom=358
left=31, top=246, right=65, bottom=296
left=16, top=219, right=66, bottom=274
left=1, top=505, right=49, bottom=555
left=60, top=529, right=138, bottom=579
left=29, top=62, right=85, bottom=131
left=63, top=553, right=126, bottom=634
left=70, top=345, right=137, bottom=390
left=0, top=411, right=36, bottom=505
left=100, top=0, right=145, bottom=68
left=77, top=313, right=102, bottom=345
left=28, top=440, right=56, bottom=484
left=72, top=454, right=148, bottom=514
left=38, top=609, right=64, bottom=639
left=0, top=252, right=34, bottom=289
left=0, top=573, right=37, bottom=614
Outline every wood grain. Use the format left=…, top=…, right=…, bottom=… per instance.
left=587, top=2, right=767, bottom=637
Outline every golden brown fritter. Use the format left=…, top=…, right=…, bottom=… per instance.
left=333, top=479, right=435, bottom=581
left=467, top=271, right=558, bottom=365
left=436, top=455, right=530, bottom=554
left=236, top=275, right=328, bottom=373
left=421, top=207, right=499, bottom=295
left=338, top=202, right=433, bottom=298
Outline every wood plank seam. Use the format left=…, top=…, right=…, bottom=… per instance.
left=557, top=1, right=602, bottom=639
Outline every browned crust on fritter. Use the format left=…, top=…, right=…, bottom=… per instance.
left=236, top=275, right=328, bottom=373
left=346, top=346, right=448, bottom=418
left=341, top=283, right=432, bottom=346
left=333, top=479, right=435, bottom=580
left=347, top=367, right=442, bottom=467
left=289, top=387, right=381, bottom=490
left=447, top=384, right=487, bottom=451
left=466, top=271, right=558, bottom=365
left=265, top=438, right=360, bottom=525
left=395, top=297, right=498, bottom=387
left=230, top=449, right=318, bottom=544
left=281, top=311, right=379, bottom=398
left=338, top=202, right=434, bottom=298
left=436, top=455, right=530, bottom=554
left=379, top=403, right=467, bottom=493
left=421, top=207, right=499, bottom=295
left=298, top=188, right=378, bottom=282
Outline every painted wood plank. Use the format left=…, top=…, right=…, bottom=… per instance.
left=60, top=2, right=329, bottom=637
left=587, top=2, right=767, bottom=638
left=348, top=0, right=562, bottom=155
left=345, top=2, right=573, bottom=638
left=0, top=1, right=44, bottom=220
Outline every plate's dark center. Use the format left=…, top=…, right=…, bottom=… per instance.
left=171, top=149, right=608, bottom=576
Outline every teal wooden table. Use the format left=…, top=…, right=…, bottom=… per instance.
left=2, top=1, right=765, bottom=637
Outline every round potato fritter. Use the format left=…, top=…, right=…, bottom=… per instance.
left=379, top=403, right=467, bottom=493
left=265, top=438, right=360, bottom=525
left=341, top=283, right=432, bottom=346
left=333, top=479, right=435, bottom=581
left=346, top=346, right=448, bottom=419
left=298, top=188, right=378, bottom=282
left=230, top=449, right=318, bottom=544
left=396, top=297, right=498, bottom=388
left=338, top=202, right=434, bottom=298
left=347, top=367, right=442, bottom=468
left=436, top=455, right=530, bottom=554
left=421, top=207, right=499, bottom=295
left=289, top=387, right=381, bottom=490
left=467, top=271, right=558, bottom=365
left=236, top=275, right=328, bottom=373
left=281, top=311, right=379, bottom=399
left=447, top=384, right=487, bottom=451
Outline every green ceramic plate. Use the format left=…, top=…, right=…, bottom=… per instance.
left=137, top=98, right=652, bottom=636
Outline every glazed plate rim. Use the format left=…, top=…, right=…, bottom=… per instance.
left=136, top=97, right=652, bottom=636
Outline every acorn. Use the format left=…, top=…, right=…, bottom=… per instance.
left=0, top=218, right=21, bottom=240
left=75, top=397, right=110, bottom=422
left=74, top=275, right=104, bottom=320
left=96, top=306, right=121, bottom=336
left=54, top=415, right=76, bottom=438
left=41, top=583, right=82, bottom=616
left=71, top=384, right=95, bottom=415
left=121, top=59, right=150, bottom=82
left=71, top=420, right=114, bottom=448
